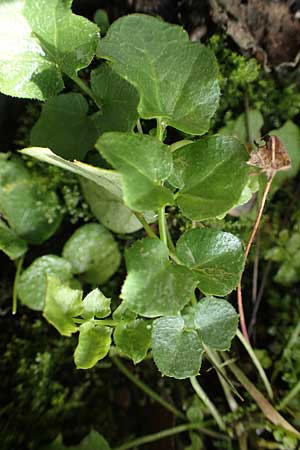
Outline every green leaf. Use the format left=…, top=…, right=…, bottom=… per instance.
left=122, top=237, right=198, bottom=317
left=193, top=297, right=238, bottom=350
left=98, top=14, right=220, bottom=135
left=270, top=120, right=300, bottom=183
left=44, top=276, right=83, bottom=336
left=62, top=223, right=121, bottom=285
left=114, top=319, right=151, bottom=364
left=30, top=94, right=98, bottom=160
left=82, top=288, right=111, bottom=319
left=0, top=155, right=62, bottom=244
left=44, top=430, right=111, bottom=450
left=176, top=228, right=245, bottom=296
left=152, top=316, right=203, bottom=379
left=96, top=132, right=173, bottom=211
left=20, top=147, right=123, bottom=198
left=0, top=0, right=99, bottom=100
left=219, top=110, right=264, bottom=145
left=94, top=9, right=110, bottom=34
left=91, top=64, right=139, bottom=133
left=112, top=301, right=137, bottom=322
left=81, top=179, right=155, bottom=234
left=74, top=322, right=112, bottom=369
left=172, top=135, right=249, bottom=220
left=0, top=220, right=27, bottom=260
left=17, top=254, right=74, bottom=311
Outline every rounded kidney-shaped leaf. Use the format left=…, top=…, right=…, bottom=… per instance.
left=0, top=156, right=62, bottom=244
left=0, top=220, right=28, bottom=260
left=82, top=288, right=111, bottom=319
left=171, top=136, right=249, bottom=220
left=17, top=255, right=74, bottom=311
left=176, top=228, right=245, bottom=296
left=121, top=237, right=198, bottom=317
left=194, top=297, right=239, bottom=350
left=98, top=14, right=220, bottom=135
left=152, top=316, right=203, bottom=379
left=62, top=223, right=121, bottom=285
left=96, top=132, right=173, bottom=211
left=114, top=319, right=151, bottom=364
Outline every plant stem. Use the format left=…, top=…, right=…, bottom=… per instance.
left=71, top=75, right=99, bottom=106
left=134, top=212, right=157, bottom=239
left=112, top=356, right=186, bottom=420
left=278, top=379, right=300, bottom=411
left=12, top=256, right=24, bottom=315
left=236, top=329, right=273, bottom=400
left=113, top=423, right=204, bottom=450
left=136, top=119, right=143, bottom=134
left=190, top=376, right=226, bottom=431
left=238, top=175, right=274, bottom=342
left=158, top=207, right=168, bottom=246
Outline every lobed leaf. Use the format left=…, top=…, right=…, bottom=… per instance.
left=0, top=220, right=27, bottom=260
left=82, top=288, right=111, bottom=319
left=98, top=14, right=220, bottom=135
left=152, top=316, right=203, bottom=379
left=43, top=276, right=83, bottom=337
left=176, top=228, right=245, bottom=296
left=17, top=255, right=74, bottom=311
left=171, top=135, right=249, bottom=220
left=96, top=132, right=173, bottom=211
left=74, top=322, right=112, bottom=369
left=0, top=0, right=99, bottom=100
left=62, top=223, right=121, bottom=285
left=122, top=237, right=198, bottom=317
left=114, top=319, right=151, bottom=364
left=30, top=93, right=98, bottom=160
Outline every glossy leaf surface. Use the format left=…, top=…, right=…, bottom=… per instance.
left=0, top=155, right=62, bottom=244
left=98, top=14, right=219, bottom=135
left=31, top=93, right=98, bottom=160
left=172, top=136, right=249, bottom=220
left=82, top=288, right=111, bottom=319
left=152, top=316, right=203, bottom=379
left=176, top=228, right=245, bottom=296
left=43, top=276, right=83, bottom=336
left=62, top=223, right=121, bottom=285
left=74, top=322, right=112, bottom=369
left=96, top=132, right=173, bottom=211
left=0, top=0, right=99, bottom=100
left=18, top=255, right=74, bottom=311
left=122, top=238, right=198, bottom=317
left=114, top=319, right=151, bottom=364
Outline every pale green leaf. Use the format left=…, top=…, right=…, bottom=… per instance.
left=112, top=301, right=137, bottom=322
left=74, top=322, right=112, bottom=369
left=62, top=223, right=121, bottom=285
left=152, top=316, right=203, bottom=379
left=96, top=132, right=173, bottom=211
left=17, top=255, right=74, bottom=311
left=81, top=179, right=155, bottom=234
left=20, top=147, right=123, bottom=198
left=30, top=93, right=98, bottom=160
left=114, top=319, right=151, bottom=364
left=176, top=228, right=245, bottom=296
left=91, top=64, right=139, bottom=133
left=82, top=288, right=111, bottom=319
left=44, top=276, right=83, bottom=336
left=219, top=110, right=264, bottom=144
left=98, top=14, right=219, bottom=135
left=193, top=297, right=238, bottom=350
left=0, top=220, right=27, bottom=259
left=0, top=0, right=99, bottom=100
left=122, top=237, right=198, bottom=317
left=0, top=155, right=62, bottom=244
left=172, top=135, right=249, bottom=220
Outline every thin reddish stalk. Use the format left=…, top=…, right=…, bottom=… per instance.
left=238, top=175, right=274, bottom=343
